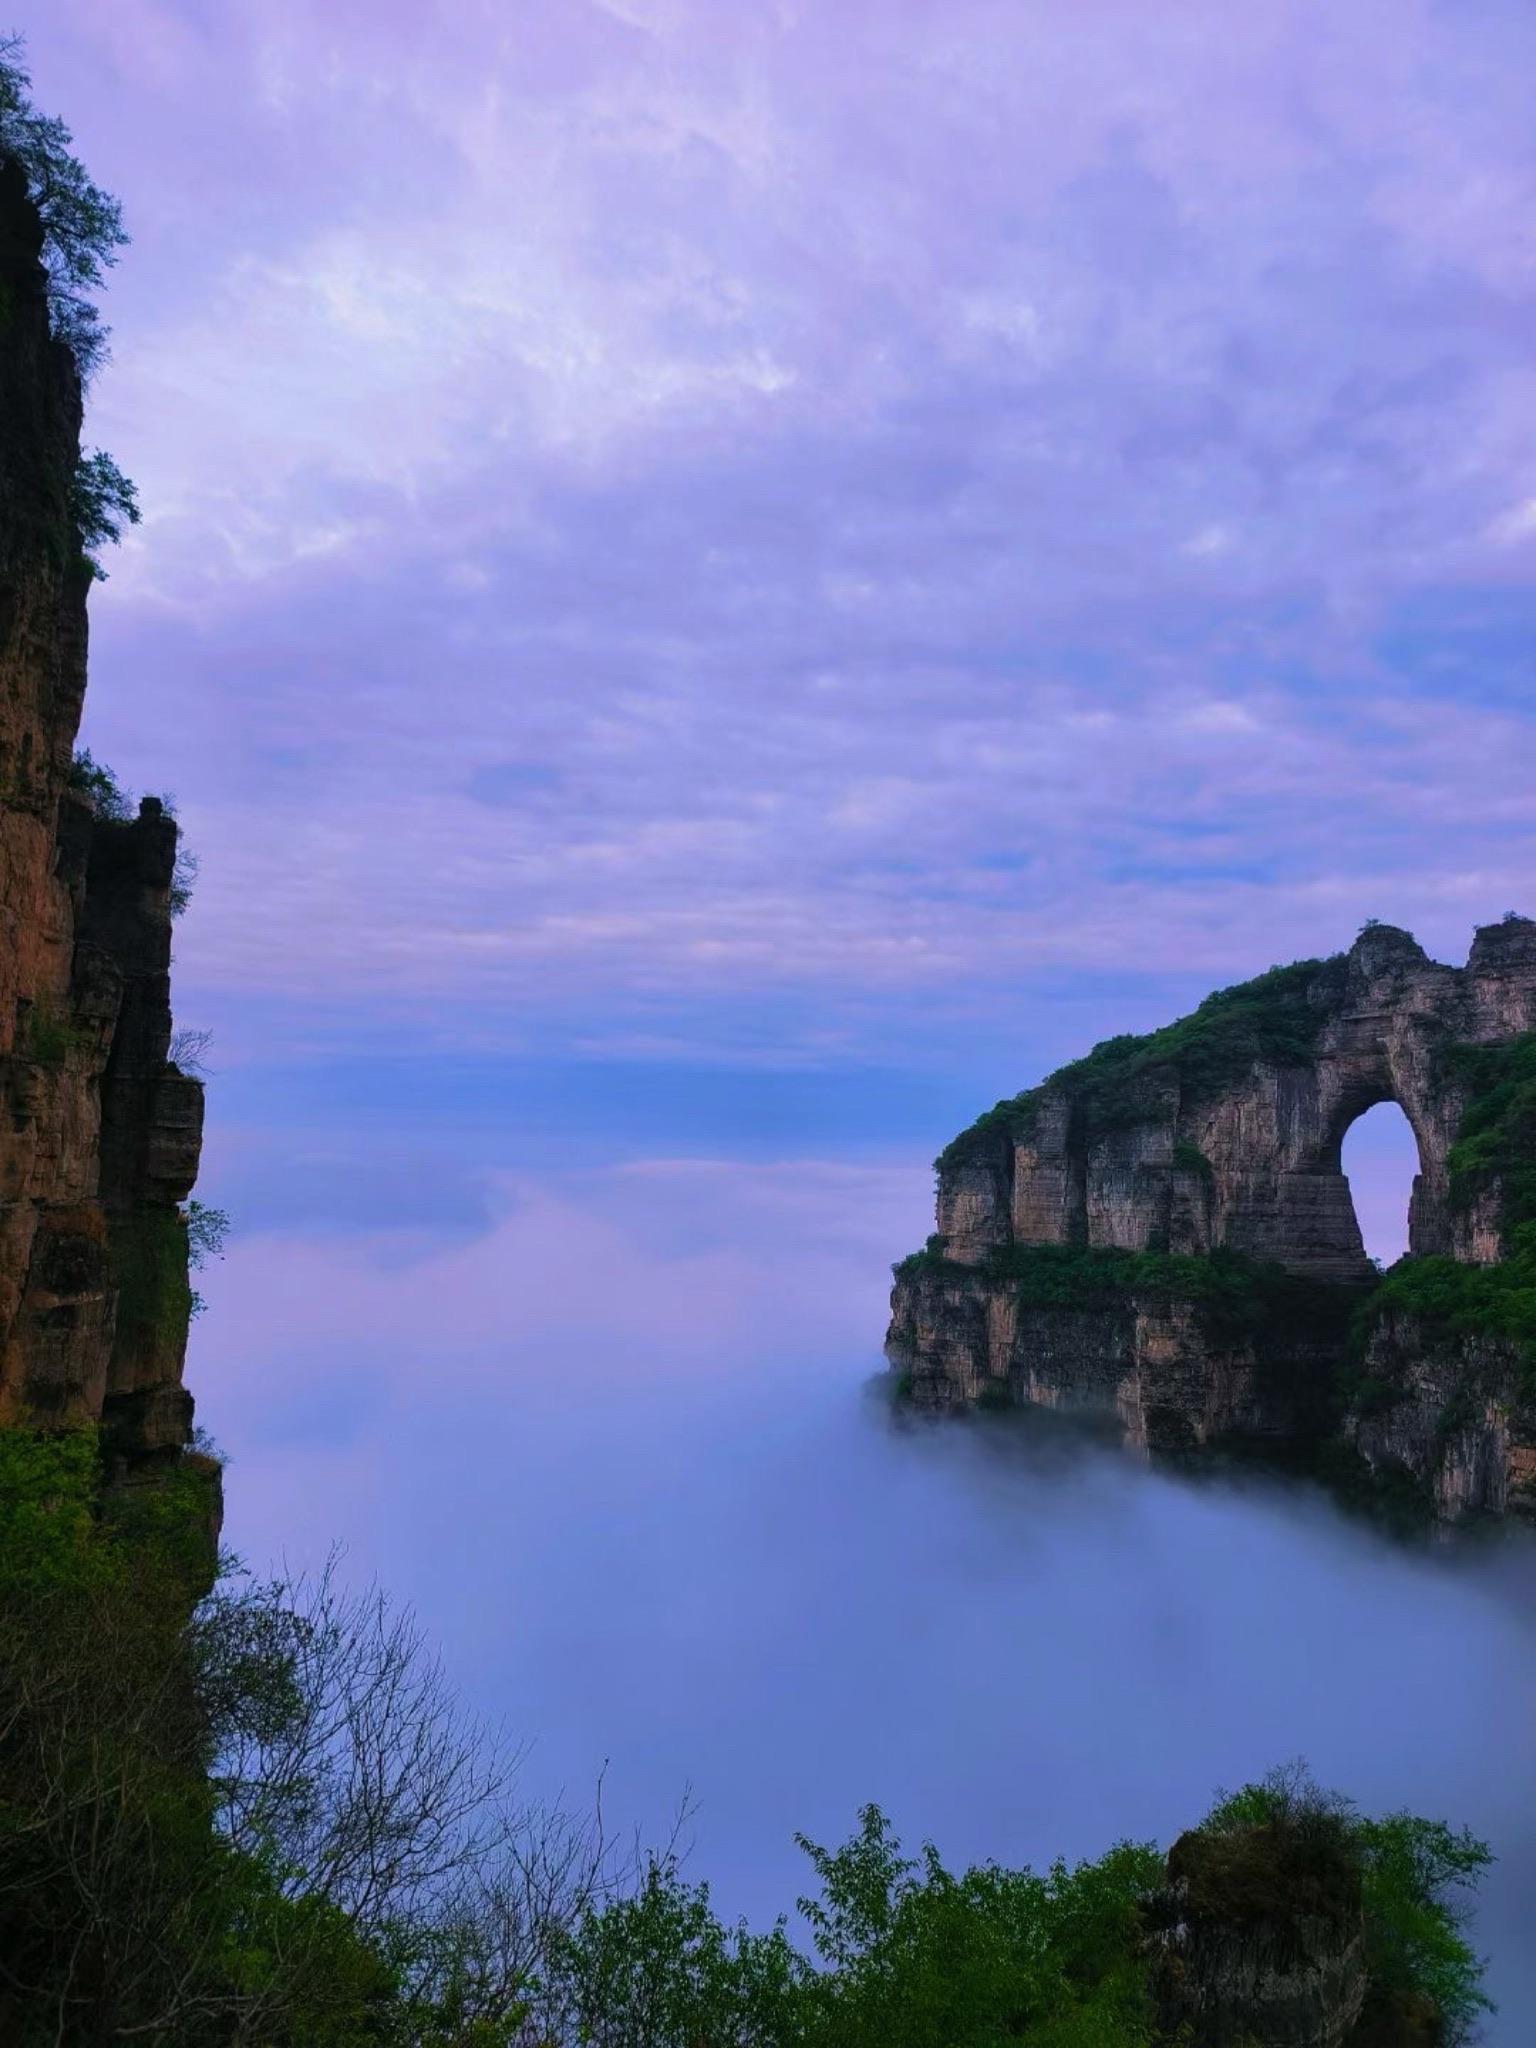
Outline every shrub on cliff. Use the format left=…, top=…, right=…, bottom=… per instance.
left=67, top=746, right=131, bottom=817
left=69, top=447, right=141, bottom=577
left=1178, top=1767, right=1491, bottom=2046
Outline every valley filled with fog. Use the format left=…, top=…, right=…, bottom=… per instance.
left=204, top=1124, right=1536, bottom=2038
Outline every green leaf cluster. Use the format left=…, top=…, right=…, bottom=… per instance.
left=68, top=448, right=141, bottom=578
left=1, top=40, right=141, bottom=576
left=67, top=746, right=131, bottom=818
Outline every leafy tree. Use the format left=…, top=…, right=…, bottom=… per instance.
left=69, top=447, right=141, bottom=577
left=1, top=37, right=140, bottom=577
left=1357, top=1812, right=1492, bottom=2043
left=792, top=1806, right=1162, bottom=2048
left=67, top=746, right=131, bottom=818
left=0, top=33, right=127, bottom=380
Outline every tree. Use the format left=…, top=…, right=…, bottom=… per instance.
left=1, top=36, right=140, bottom=578
left=0, top=33, right=127, bottom=381
left=69, top=449, right=141, bottom=579
left=0, top=1441, right=616, bottom=2043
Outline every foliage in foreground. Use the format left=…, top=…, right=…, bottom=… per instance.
left=0, top=1429, right=1492, bottom=2045
left=1187, top=1768, right=1491, bottom=2044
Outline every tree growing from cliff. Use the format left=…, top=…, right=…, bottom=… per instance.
left=69, top=446, right=141, bottom=577
left=0, top=34, right=126, bottom=380
left=1, top=36, right=140, bottom=577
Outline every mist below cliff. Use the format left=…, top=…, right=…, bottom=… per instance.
left=202, top=1146, right=1536, bottom=2038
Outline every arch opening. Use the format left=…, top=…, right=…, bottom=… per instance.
left=1341, top=1100, right=1420, bottom=1269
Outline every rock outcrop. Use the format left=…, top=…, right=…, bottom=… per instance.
left=1147, top=1819, right=1368, bottom=2048
left=889, top=923, right=1536, bottom=1519
left=0, top=154, right=208, bottom=1498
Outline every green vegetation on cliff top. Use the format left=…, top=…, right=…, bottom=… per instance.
left=935, top=954, right=1347, bottom=1173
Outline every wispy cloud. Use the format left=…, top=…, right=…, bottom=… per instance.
left=28, top=0, right=1536, bottom=1070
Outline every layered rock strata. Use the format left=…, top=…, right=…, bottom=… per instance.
left=888, top=923, right=1536, bottom=1519
left=0, top=154, right=207, bottom=1493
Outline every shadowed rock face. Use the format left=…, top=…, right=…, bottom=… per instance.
left=0, top=153, right=206, bottom=1491
left=890, top=922, right=1536, bottom=1518
left=1147, top=1818, right=1368, bottom=2048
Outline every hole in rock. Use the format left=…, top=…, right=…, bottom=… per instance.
left=1341, top=1100, right=1419, bottom=1268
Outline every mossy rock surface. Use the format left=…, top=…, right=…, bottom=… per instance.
left=1167, top=1811, right=1362, bottom=1937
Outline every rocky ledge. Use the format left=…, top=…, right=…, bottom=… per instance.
left=888, top=922, right=1536, bottom=1522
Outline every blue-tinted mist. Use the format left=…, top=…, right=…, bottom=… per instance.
left=200, top=1142, right=1536, bottom=2038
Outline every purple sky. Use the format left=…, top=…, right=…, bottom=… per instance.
left=31, top=0, right=1536, bottom=1092
left=22, top=11, right=1536, bottom=2015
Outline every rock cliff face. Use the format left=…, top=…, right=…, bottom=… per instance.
left=0, top=155, right=207, bottom=1494
left=889, top=923, right=1536, bottom=1520
left=1147, top=1822, right=1368, bottom=2048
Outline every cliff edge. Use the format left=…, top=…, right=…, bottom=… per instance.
left=889, top=922, right=1536, bottom=1521
left=0, top=153, right=207, bottom=1501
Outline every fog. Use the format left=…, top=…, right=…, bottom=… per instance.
left=203, top=1148, right=1536, bottom=2038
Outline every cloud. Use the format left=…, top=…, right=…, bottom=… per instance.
left=192, top=1146, right=1536, bottom=2038
left=1488, top=496, right=1536, bottom=546
left=28, top=0, right=1536, bottom=1072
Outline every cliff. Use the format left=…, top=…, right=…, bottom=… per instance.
left=889, top=922, right=1536, bottom=1521
left=0, top=154, right=208, bottom=1502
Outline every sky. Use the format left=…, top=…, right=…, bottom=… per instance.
left=20, top=4, right=1536, bottom=2014
left=28, top=0, right=1536, bottom=1152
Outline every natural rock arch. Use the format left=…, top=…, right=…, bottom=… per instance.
left=931, top=920, right=1536, bottom=1285
left=1339, top=1099, right=1419, bottom=1266
left=888, top=918, right=1536, bottom=1520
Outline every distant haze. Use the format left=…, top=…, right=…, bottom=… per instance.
left=203, top=1146, right=1536, bottom=2040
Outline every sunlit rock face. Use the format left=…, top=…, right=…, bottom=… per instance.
left=890, top=920, right=1536, bottom=1519
left=0, top=154, right=206, bottom=1490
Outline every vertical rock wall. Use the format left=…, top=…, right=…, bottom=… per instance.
left=0, top=154, right=205, bottom=1486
